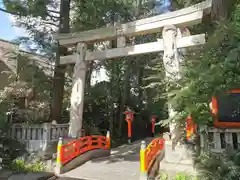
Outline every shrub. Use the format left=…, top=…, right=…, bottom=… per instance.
left=157, top=172, right=198, bottom=180
left=0, top=116, right=26, bottom=168
left=195, top=149, right=240, bottom=180
left=10, top=159, right=46, bottom=172
left=0, top=136, right=26, bottom=168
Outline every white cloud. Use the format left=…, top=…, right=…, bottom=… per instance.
left=7, top=14, right=28, bottom=38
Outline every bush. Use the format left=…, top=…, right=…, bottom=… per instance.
left=195, top=149, right=240, bottom=180
left=158, top=172, right=198, bottom=180
left=0, top=116, right=26, bottom=168
left=0, top=112, right=26, bottom=168
left=10, top=159, right=46, bottom=172
left=0, top=136, right=26, bottom=168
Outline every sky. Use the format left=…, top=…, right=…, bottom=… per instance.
left=0, top=0, right=25, bottom=41
left=0, top=10, right=16, bottom=40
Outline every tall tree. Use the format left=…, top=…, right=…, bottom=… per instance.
left=1, top=0, right=60, bottom=55
left=51, top=0, right=70, bottom=123
left=1, top=0, right=71, bottom=123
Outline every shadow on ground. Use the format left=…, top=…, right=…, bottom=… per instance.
left=90, top=137, right=154, bottom=164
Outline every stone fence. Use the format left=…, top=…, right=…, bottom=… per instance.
left=10, top=123, right=69, bottom=152
left=200, top=127, right=240, bottom=153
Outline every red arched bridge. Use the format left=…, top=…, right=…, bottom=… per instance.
left=54, top=132, right=165, bottom=180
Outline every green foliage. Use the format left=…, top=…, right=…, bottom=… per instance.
left=71, top=0, right=135, bottom=32
left=3, top=0, right=54, bottom=19
left=195, top=150, right=240, bottom=180
left=0, top=135, right=26, bottom=168
left=2, top=0, right=58, bottom=55
left=158, top=172, right=198, bottom=180
left=10, top=159, right=46, bottom=172
left=0, top=110, right=26, bottom=168
left=0, top=50, right=52, bottom=123
left=158, top=148, right=240, bottom=180
left=158, top=2, right=240, bottom=126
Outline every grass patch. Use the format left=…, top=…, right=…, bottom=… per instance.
left=10, top=159, right=46, bottom=172
left=158, top=172, right=198, bottom=180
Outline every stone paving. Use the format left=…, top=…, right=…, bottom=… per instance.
left=160, top=140, right=196, bottom=178
left=60, top=138, right=154, bottom=180
left=0, top=170, right=89, bottom=180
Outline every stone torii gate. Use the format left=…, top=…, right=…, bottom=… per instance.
left=54, top=0, right=212, bottom=140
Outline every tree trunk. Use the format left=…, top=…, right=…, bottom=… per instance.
left=211, top=0, right=233, bottom=20
left=136, top=0, right=143, bottom=110
left=119, top=59, right=131, bottom=136
left=136, top=60, right=144, bottom=109
left=108, top=71, right=114, bottom=137
left=119, top=35, right=132, bottom=136
left=108, top=37, right=117, bottom=137
left=51, top=0, right=70, bottom=123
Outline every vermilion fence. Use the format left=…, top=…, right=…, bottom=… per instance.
left=140, top=138, right=165, bottom=178
left=145, top=138, right=165, bottom=170
left=56, top=132, right=110, bottom=166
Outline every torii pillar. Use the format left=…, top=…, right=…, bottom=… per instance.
left=162, top=25, right=190, bottom=148
left=68, top=43, right=87, bottom=138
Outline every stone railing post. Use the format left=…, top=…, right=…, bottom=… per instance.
left=22, top=124, right=26, bottom=140
left=43, top=123, right=51, bottom=149
left=11, top=124, right=16, bottom=139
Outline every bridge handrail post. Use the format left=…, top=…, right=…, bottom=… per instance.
left=55, top=137, right=63, bottom=175
left=140, top=140, right=147, bottom=180
left=106, top=131, right=110, bottom=149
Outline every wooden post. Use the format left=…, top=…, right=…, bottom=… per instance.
left=68, top=43, right=87, bottom=138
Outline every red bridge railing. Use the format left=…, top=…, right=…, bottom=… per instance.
left=140, top=138, right=165, bottom=177
left=56, top=131, right=110, bottom=166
